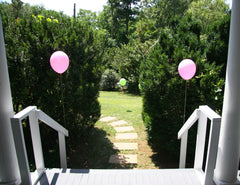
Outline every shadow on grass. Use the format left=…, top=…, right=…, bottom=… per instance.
left=151, top=149, right=179, bottom=169
left=68, top=127, right=136, bottom=169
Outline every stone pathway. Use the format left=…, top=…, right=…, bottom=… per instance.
left=99, top=116, right=117, bottom=122
left=100, top=117, right=138, bottom=165
left=109, top=154, right=137, bottom=164
left=115, top=133, right=138, bottom=140
left=109, top=120, right=128, bottom=127
left=113, top=143, right=138, bottom=150
left=114, top=126, right=134, bottom=132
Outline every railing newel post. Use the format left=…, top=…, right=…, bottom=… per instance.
left=11, top=118, right=32, bottom=185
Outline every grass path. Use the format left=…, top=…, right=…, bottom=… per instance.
left=96, top=91, right=157, bottom=169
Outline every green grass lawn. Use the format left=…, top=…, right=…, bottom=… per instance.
left=99, top=91, right=142, bottom=125
left=96, top=91, right=157, bottom=169
left=69, top=91, right=157, bottom=169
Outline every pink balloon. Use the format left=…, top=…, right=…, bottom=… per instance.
left=50, top=51, right=69, bottom=74
left=178, top=59, right=196, bottom=80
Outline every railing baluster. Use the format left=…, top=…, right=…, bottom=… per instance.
left=179, top=131, right=188, bottom=168
left=58, top=132, right=67, bottom=169
left=29, top=110, right=45, bottom=171
left=194, top=111, right=208, bottom=170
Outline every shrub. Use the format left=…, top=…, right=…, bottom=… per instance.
left=139, top=16, right=224, bottom=162
left=3, top=11, right=105, bottom=167
left=100, top=69, right=120, bottom=91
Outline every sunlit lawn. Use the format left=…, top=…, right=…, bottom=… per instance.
left=96, top=91, right=157, bottom=169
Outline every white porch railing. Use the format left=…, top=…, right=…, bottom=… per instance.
left=11, top=106, right=69, bottom=185
left=178, top=105, right=221, bottom=185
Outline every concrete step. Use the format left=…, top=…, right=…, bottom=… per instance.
left=109, top=154, right=137, bottom=164
left=109, top=120, right=128, bottom=126
left=114, top=126, right=134, bottom=132
left=99, top=116, right=117, bottom=122
left=115, top=133, right=138, bottom=140
left=113, top=143, right=138, bottom=150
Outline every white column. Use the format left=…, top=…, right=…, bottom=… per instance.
left=214, top=0, right=240, bottom=184
left=0, top=15, right=21, bottom=184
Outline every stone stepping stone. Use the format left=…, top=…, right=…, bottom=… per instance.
left=114, top=126, right=134, bottom=132
left=99, top=116, right=116, bottom=122
left=109, top=120, right=128, bottom=127
left=113, top=143, right=138, bottom=150
left=109, top=154, right=137, bottom=164
left=115, top=133, right=138, bottom=140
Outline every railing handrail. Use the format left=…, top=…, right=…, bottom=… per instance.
left=13, top=106, right=68, bottom=137
left=11, top=106, right=68, bottom=185
left=13, top=106, right=36, bottom=120
left=36, top=110, right=68, bottom=136
left=178, top=109, right=200, bottom=139
left=199, top=105, right=221, bottom=121
left=178, top=105, right=221, bottom=185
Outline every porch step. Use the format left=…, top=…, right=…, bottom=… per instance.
left=113, top=143, right=138, bottom=150
left=109, top=154, right=137, bottom=164
left=33, top=168, right=203, bottom=185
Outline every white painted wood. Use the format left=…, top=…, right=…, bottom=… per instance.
left=29, top=111, right=45, bottom=171
left=13, top=106, right=36, bottom=121
left=31, top=169, right=45, bottom=185
left=0, top=15, right=21, bottom=184
left=204, top=118, right=221, bottom=185
left=199, top=106, right=221, bottom=121
left=178, top=109, right=200, bottom=139
left=194, top=111, right=208, bottom=170
left=12, top=106, right=69, bottom=181
left=58, top=132, right=67, bottom=169
left=34, top=169, right=203, bottom=185
left=179, top=131, right=188, bottom=168
left=214, top=1, right=240, bottom=184
left=37, top=110, right=68, bottom=136
left=11, top=118, right=32, bottom=185
left=178, top=105, right=221, bottom=185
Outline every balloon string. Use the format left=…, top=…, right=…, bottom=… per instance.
left=60, top=75, right=66, bottom=127
left=183, top=80, right=188, bottom=124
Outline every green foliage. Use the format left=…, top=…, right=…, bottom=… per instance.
left=139, top=16, right=225, bottom=160
left=100, top=69, right=120, bottom=91
left=77, top=9, right=98, bottom=27
left=2, top=3, right=105, bottom=167
left=187, top=0, right=229, bottom=31
left=103, top=0, right=140, bottom=44
left=107, top=39, right=148, bottom=94
left=206, top=13, right=231, bottom=76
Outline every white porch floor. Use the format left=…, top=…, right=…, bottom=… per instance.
left=32, top=168, right=204, bottom=185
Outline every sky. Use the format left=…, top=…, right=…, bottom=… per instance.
left=0, top=0, right=232, bottom=16
left=226, top=0, right=232, bottom=8
left=1, top=0, right=108, bottom=16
